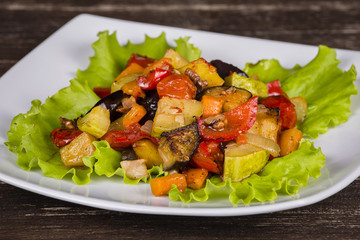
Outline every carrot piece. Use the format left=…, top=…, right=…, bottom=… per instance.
left=150, top=173, right=187, bottom=196
left=116, top=62, right=144, bottom=79
left=143, top=58, right=173, bottom=75
left=121, top=80, right=146, bottom=98
left=236, top=134, right=247, bottom=145
left=201, top=95, right=224, bottom=118
left=279, top=128, right=303, bottom=156
left=186, top=168, right=208, bottom=190
left=122, top=104, right=147, bottom=129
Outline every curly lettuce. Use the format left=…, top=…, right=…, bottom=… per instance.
left=244, top=46, right=358, bottom=138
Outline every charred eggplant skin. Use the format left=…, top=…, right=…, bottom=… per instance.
left=159, top=122, right=200, bottom=170
left=137, top=89, right=159, bottom=125
left=90, top=90, right=131, bottom=122
left=210, top=59, right=248, bottom=79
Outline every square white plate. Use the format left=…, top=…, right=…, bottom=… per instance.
left=0, top=14, right=359, bottom=216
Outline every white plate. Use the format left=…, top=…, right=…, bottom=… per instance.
left=0, top=14, right=359, bottom=217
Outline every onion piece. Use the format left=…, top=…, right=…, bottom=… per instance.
left=140, top=120, right=153, bottom=135
left=245, top=133, right=280, bottom=157
left=290, top=96, right=307, bottom=125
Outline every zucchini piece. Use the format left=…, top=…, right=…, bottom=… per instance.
left=201, top=86, right=252, bottom=112
left=223, top=143, right=270, bottom=182
left=77, top=106, right=110, bottom=138
left=111, top=72, right=143, bottom=93
left=133, top=139, right=163, bottom=168
left=247, top=104, right=280, bottom=143
left=224, top=73, right=268, bottom=98
left=158, top=122, right=200, bottom=170
left=120, top=159, right=149, bottom=180
left=151, top=97, right=203, bottom=137
left=60, top=132, right=96, bottom=167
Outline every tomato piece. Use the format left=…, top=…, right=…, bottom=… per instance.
left=261, top=95, right=296, bottom=129
left=51, top=128, right=83, bottom=148
left=127, top=53, right=156, bottom=68
left=101, top=123, right=158, bottom=148
left=137, top=69, right=171, bottom=90
left=190, top=141, right=223, bottom=174
left=157, top=74, right=197, bottom=99
left=93, top=87, right=111, bottom=98
left=197, top=97, right=258, bottom=141
left=266, top=80, right=287, bottom=97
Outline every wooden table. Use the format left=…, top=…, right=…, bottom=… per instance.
left=1, top=0, right=359, bottom=239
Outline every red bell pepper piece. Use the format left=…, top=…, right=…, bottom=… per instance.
left=93, top=87, right=111, bottom=98
left=101, top=123, right=158, bottom=148
left=266, top=80, right=287, bottom=97
left=197, top=96, right=258, bottom=141
left=261, top=95, right=296, bottom=129
left=126, top=53, right=156, bottom=68
left=190, top=141, right=223, bottom=174
left=51, top=128, right=83, bottom=148
left=137, top=69, right=171, bottom=90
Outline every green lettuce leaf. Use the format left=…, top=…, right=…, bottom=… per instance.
left=244, top=45, right=358, bottom=138
left=6, top=31, right=199, bottom=183
left=169, top=140, right=325, bottom=204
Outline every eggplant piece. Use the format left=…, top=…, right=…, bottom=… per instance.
left=137, top=89, right=159, bottom=125
left=158, top=122, right=200, bottom=170
left=91, top=90, right=131, bottom=122
left=210, top=59, right=248, bottom=78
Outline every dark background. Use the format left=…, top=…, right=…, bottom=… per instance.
left=1, top=0, right=359, bottom=239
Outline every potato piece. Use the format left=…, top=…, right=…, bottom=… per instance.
left=77, top=106, right=110, bottom=138
left=60, top=132, right=96, bottom=167
left=163, top=49, right=189, bottom=69
left=179, top=58, right=224, bottom=88
left=247, top=104, right=280, bottom=143
left=132, top=139, right=163, bottom=168
left=120, top=159, right=149, bottom=180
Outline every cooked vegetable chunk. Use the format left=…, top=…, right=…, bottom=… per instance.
left=151, top=97, right=203, bottom=137
left=186, top=168, right=208, bottom=190
left=120, top=159, right=149, bottom=180
left=201, top=86, right=252, bottom=112
left=60, top=132, right=96, bottom=167
left=247, top=104, right=280, bottom=143
left=163, top=49, right=189, bottom=69
left=150, top=173, right=187, bottom=196
left=158, top=122, right=200, bottom=170
left=133, top=139, right=163, bottom=168
left=111, top=72, right=143, bottom=93
left=77, top=106, right=110, bottom=138
left=179, top=58, right=224, bottom=88
left=224, top=73, right=268, bottom=98
left=223, top=143, right=269, bottom=182
left=279, top=128, right=303, bottom=156
left=210, top=59, right=249, bottom=78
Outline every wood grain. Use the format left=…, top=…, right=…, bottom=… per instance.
left=0, top=0, right=359, bottom=239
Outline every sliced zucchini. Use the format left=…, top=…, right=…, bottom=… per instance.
left=224, top=73, right=268, bottom=98
left=111, top=72, right=143, bottom=93
left=77, top=106, right=110, bottom=138
left=223, top=143, right=269, bottom=182
left=151, top=97, right=203, bottom=137
left=158, top=122, right=200, bottom=170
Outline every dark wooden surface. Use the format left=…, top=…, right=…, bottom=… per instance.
left=1, top=0, right=359, bottom=239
